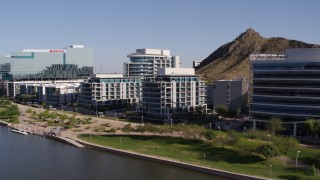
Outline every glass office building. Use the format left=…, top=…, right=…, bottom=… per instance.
left=250, top=49, right=320, bottom=122
left=0, top=45, right=93, bottom=80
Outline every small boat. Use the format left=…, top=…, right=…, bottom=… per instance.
left=11, top=129, right=29, bottom=135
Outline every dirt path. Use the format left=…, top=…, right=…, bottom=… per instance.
left=276, top=155, right=309, bottom=170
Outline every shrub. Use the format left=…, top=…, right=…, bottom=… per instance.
left=306, top=165, right=319, bottom=177
left=256, top=144, right=280, bottom=159
left=203, top=130, right=216, bottom=140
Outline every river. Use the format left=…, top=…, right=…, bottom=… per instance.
left=0, top=126, right=228, bottom=180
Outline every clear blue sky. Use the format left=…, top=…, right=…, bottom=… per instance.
left=1, top=0, right=319, bottom=73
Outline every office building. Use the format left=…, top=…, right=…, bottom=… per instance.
left=139, top=68, right=206, bottom=120
left=250, top=49, right=320, bottom=135
left=0, top=45, right=93, bottom=80
left=124, top=49, right=180, bottom=77
left=212, top=78, right=248, bottom=111
left=78, top=74, right=142, bottom=108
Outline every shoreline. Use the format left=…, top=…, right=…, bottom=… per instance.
left=75, top=137, right=267, bottom=180
left=1, top=120, right=266, bottom=180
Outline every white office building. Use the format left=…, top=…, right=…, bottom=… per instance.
left=124, top=49, right=180, bottom=77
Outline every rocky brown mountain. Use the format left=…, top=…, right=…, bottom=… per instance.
left=195, top=28, right=320, bottom=82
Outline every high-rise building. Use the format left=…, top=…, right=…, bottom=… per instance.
left=123, top=49, right=180, bottom=77
left=139, top=68, right=206, bottom=120
left=250, top=49, right=320, bottom=135
left=0, top=45, right=93, bottom=80
left=78, top=74, right=142, bottom=108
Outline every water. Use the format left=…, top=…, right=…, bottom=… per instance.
left=0, top=126, right=227, bottom=180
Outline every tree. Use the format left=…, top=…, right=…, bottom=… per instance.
left=267, top=117, right=283, bottom=135
left=215, top=105, right=228, bottom=119
left=305, top=118, right=320, bottom=137
left=256, top=144, right=280, bottom=160
left=273, top=137, right=299, bottom=155
left=228, top=108, right=241, bottom=118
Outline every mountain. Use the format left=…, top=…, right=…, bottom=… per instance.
left=195, top=28, right=320, bottom=82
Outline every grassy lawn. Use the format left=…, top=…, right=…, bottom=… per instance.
left=287, top=146, right=320, bottom=167
left=78, top=135, right=311, bottom=179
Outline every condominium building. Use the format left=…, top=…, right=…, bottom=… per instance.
left=78, top=74, right=141, bottom=108
left=140, top=68, right=206, bottom=120
left=123, top=49, right=180, bottom=77
left=250, top=49, right=320, bottom=131
left=211, top=78, right=248, bottom=111
left=7, top=79, right=84, bottom=98
left=0, top=45, right=93, bottom=80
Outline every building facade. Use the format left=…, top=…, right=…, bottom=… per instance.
left=139, top=68, right=206, bottom=120
left=78, top=74, right=141, bottom=108
left=124, top=49, right=180, bottom=77
left=7, top=80, right=83, bottom=98
left=250, top=49, right=320, bottom=131
left=0, top=45, right=93, bottom=80
left=212, top=78, right=248, bottom=111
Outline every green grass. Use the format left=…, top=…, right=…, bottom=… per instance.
left=287, top=146, right=320, bottom=167
left=78, top=135, right=312, bottom=179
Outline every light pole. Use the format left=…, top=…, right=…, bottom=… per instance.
left=203, top=153, right=206, bottom=164
left=157, top=146, right=159, bottom=156
left=115, top=113, right=118, bottom=121
left=296, top=150, right=300, bottom=167
left=141, top=116, right=144, bottom=124
left=96, top=110, right=98, bottom=117
left=243, top=127, right=246, bottom=133
left=269, top=165, right=273, bottom=179
left=268, top=134, right=271, bottom=142
left=218, top=126, right=220, bottom=132
left=299, top=131, right=301, bottom=141
left=170, top=119, right=173, bottom=127
left=209, top=123, right=212, bottom=130
left=119, top=139, right=122, bottom=149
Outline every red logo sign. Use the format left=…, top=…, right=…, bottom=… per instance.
left=49, top=50, right=64, bottom=52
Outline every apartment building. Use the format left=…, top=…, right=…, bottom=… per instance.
left=78, top=74, right=141, bottom=108
left=139, top=68, right=206, bottom=120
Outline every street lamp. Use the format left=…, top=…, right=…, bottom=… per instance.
left=296, top=150, right=300, bottom=167
left=141, top=116, right=144, bottom=124
left=269, top=165, right=273, bottom=179
left=115, top=113, right=118, bottom=121
left=299, top=131, right=301, bottom=141
left=243, top=127, right=246, bottom=133
left=170, top=119, right=173, bottom=127
left=268, top=134, right=271, bottom=142
left=218, top=126, right=220, bottom=132
left=203, top=153, right=206, bottom=164
left=209, top=123, right=212, bottom=130
left=120, top=139, right=122, bottom=149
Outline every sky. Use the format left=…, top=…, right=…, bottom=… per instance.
left=0, top=0, right=319, bottom=73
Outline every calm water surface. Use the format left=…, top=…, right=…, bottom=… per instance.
left=0, top=126, right=228, bottom=180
